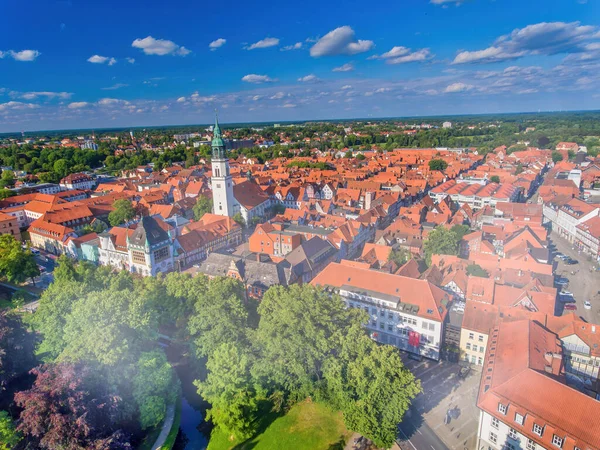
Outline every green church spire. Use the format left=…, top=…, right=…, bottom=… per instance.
left=211, top=110, right=225, bottom=159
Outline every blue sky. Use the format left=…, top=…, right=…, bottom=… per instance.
left=0, top=0, right=599, bottom=132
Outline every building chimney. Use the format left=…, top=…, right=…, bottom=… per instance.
left=593, top=325, right=596, bottom=334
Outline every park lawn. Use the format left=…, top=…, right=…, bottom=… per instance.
left=208, top=400, right=351, bottom=450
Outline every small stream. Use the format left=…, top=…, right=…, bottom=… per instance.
left=165, top=341, right=211, bottom=450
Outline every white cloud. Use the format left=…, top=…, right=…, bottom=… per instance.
left=270, top=92, right=286, bottom=100
left=298, top=74, right=319, bottom=83
left=88, top=55, right=117, bottom=65
left=310, top=26, right=374, bottom=57
left=176, top=97, right=186, bottom=103
left=209, top=38, right=227, bottom=51
left=241, top=74, right=277, bottom=83
left=453, top=21, right=599, bottom=64
left=126, top=57, right=135, bottom=64
left=370, top=46, right=433, bottom=64
left=0, top=51, right=4, bottom=59
left=8, top=50, right=41, bottom=62
left=430, top=0, right=464, bottom=4
left=444, top=82, right=474, bottom=93
left=282, top=103, right=297, bottom=108
left=132, top=36, right=190, bottom=56
left=97, top=98, right=129, bottom=106
left=102, top=83, right=128, bottom=90
left=0, top=101, right=39, bottom=112
left=281, top=42, right=302, bottom=51
left=68, top=102, right=89, bottom=109
left=332, top=63, right=354, bottom=72
left=246, top=37, right=279, bottom=50
left=341, top=85, right=352, bottom=90
left=16, top=91, right=72, bottom=100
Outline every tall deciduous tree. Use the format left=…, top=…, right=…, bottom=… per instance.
left=195, top=342, right=260, bottom=441
left=188, top=277, right=249, bottom=358
left=428, top=159, right=448, bottom=171
left=0, top=411, right=21, bottom=450
left=252, top=285, right=360, bottom=401
left=192, top=196, right=213, bottom=220
left=0, top=235, right=39, bottom=284
left=324, top=325, right=421, bottom=449
left=15, top=363, right=132, bottom=450
left=132, top=350, right=178, bottom=430
left=0, top=311, right=36, bottom=389
left=423, top=225, right=461, bottom=265
left=108, top=199, right=136, bottom=227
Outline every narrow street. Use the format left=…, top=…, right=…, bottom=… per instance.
left=550, top=231, right=600, bottom=323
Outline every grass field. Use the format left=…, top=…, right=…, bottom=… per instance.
left=208, top=400, right=351, bottom=450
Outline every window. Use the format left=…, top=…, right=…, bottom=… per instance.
left=515, top=413, right=524, bottom=425
left=506, top=444, right=517, bottom=450
left=469, top=332, right=474, bottom=340
left=153, top=246, right=169, bottom=262
left=498, top=403, right=507, bottom=414
left=429, top=322, right=435, bottom=331
left=132, top=250, right=146, bottom=264
left=489, top=432, right=498, bottom=444
left=532, top=424, right=543, bottom=436
left=480, top=346, right=485, bottom=353
left=478, top=357, right=483, bottom=365
left=552, top=435, right=563, bottom=448
left=479, top=335, right=484, bottom=342
left=466, top=343, right=471, bottom=350
left=508, top=428, right=517, bottom=439
left=526, top=439, right=536, bottom=450
left=491, top=417, right=499, bottom=429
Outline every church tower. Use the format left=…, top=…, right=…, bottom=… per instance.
left=210, top=114, right=235, bottom=217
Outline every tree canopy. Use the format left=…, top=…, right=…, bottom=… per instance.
left=108, top=199, right=136, bottom=227
left=193, top=195, right=213, bottom=220
left=0, top=235, right=39, bottom=284
left=423, top=225, right=468, bottom=265
left=428, top=159, right=448, bottom=171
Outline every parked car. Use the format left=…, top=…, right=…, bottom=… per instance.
left=30, top=248, right=40, bottom=254
left=564, top=304, right=578, bottom=311
left=560, top=296, right=576, bottom=304
left=555, top=253, right=566, bottom=259
left=584, top=301, right=592, bottom=310
left=561, top=290, right=573, bottom=296
left=565, top=259, right=578, bottom=265
left=554, top=277, right=569, bottom=286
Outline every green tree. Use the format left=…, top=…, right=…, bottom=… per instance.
left=0, top=235, right=39, bottom=284
left=450, top=224, right=470, bottom=241
left=195, top=342, right=260, bottom=441
left=53, top=159, right=69, bottom=179
left=552, top=151, right=564, bottom=163
left=356, top=153, right=366, bottom=161
left=188, top=277, right=249, bottom=358
left=466, top=264, right=489, bottom=278
left=423, top=226, right=461, bottom=265
left=133, top=350, right=178, bottom=429
left=490, top=175, right=500, bottom=183
left=193, top=196, right=213, bottom=220
left=344, top=150, right=353, bottom=158
left=0, top=411, right=21, bottom=450
left=0, top=172, right=15, bottom=189
left=515, top=163, right=524, bottom=175
left=232, top=212, right=246, bottom=228
left=108, top=199, right=136, bottom=227
left=324, top=325, right=421, bottom=449
left=253, top=284, right=360, bottom=402
left=0, top=189, right=14, bottom=200
left=59, top=287, right=158, bottom=366
left=428, top=159, right=448, bottom=171
left=388, top=248, right=410, bottom=266
left=53, top=255, right=78, bottom=283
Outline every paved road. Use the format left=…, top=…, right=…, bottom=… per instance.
left=398, top=417, right=449, bottom=450
left=550, top=231, right=600, bottom=323
left=151, top=403, right=175, bottom=450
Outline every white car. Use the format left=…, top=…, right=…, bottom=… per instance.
left=561, top=291, right=573, bottom=296
left=584, top=301, right=592, bottom=310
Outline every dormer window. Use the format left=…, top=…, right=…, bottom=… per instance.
left=515, top=413, right=524, bottom=425
left=533, top=423, right=543, bottom=436
left=552, top=435, right=563, bottom=448
left=498, top=403, right=507, bottom=414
